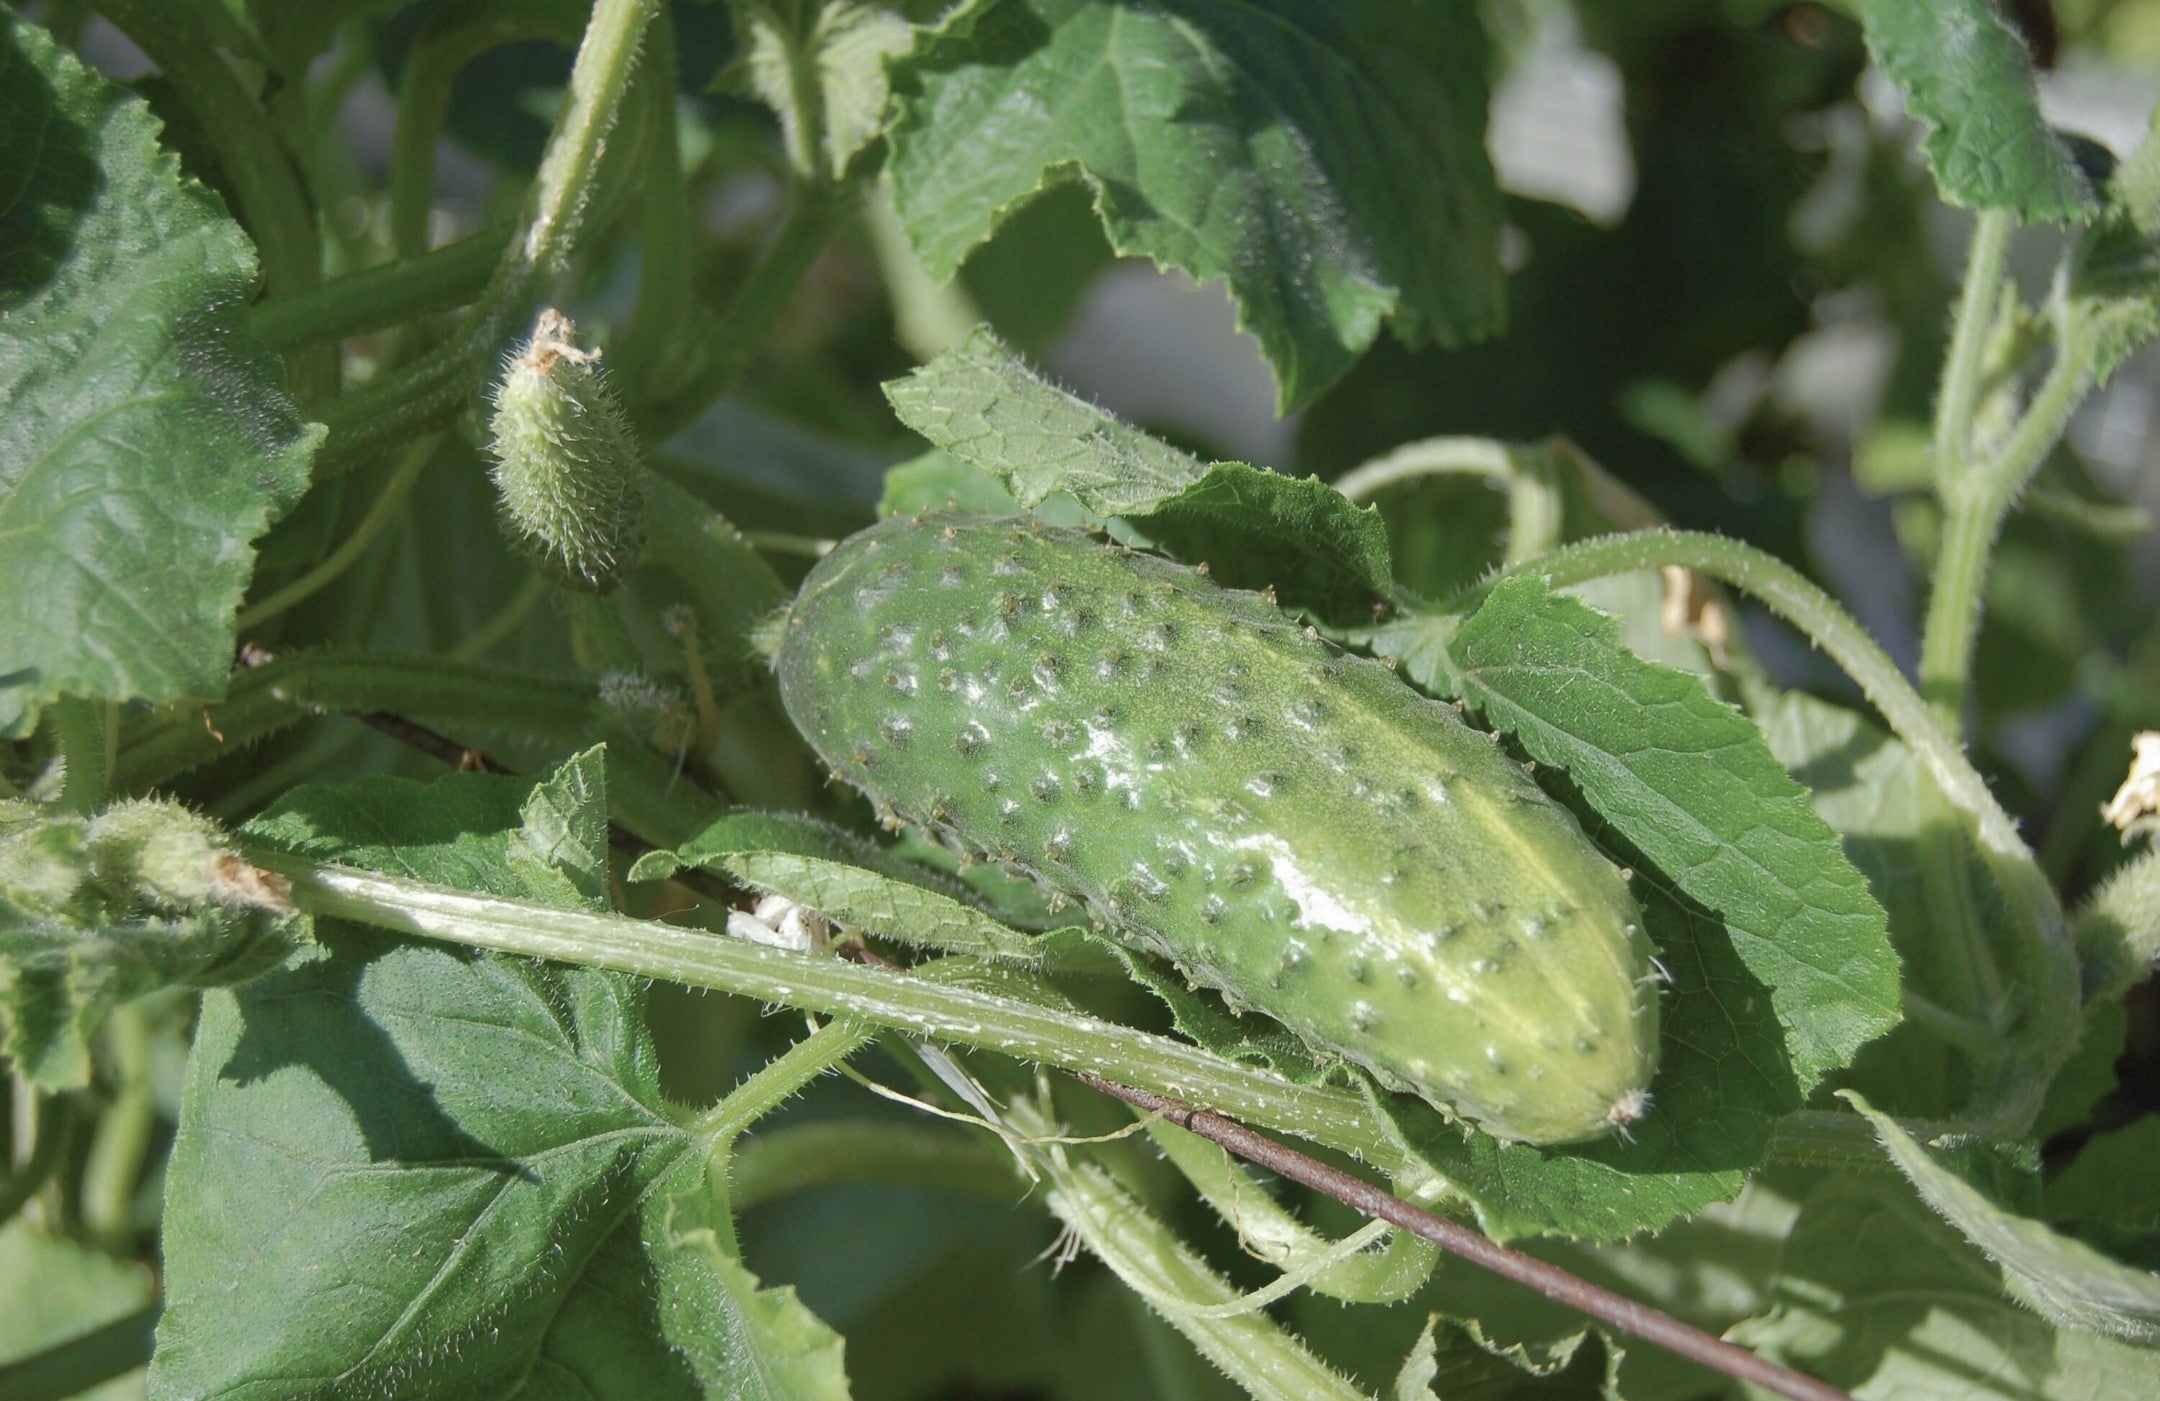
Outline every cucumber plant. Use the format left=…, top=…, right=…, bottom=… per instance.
left=4, top=3, right=2160, bottom=1400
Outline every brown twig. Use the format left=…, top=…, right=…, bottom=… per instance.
left=1074, top=1074, right=1852, bottom=1401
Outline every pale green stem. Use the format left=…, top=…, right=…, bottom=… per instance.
left=240, top=850, right=1405, bottom=1172
left=237, top=436, right=438, bottom=633
left=1007, top=1096, right=1370, bottom=1401
left=1918, top=338, right=2097, bottom=724
left=0, top=1093, right=64, bottom=1226
left=1900, top=990, right=2001, bottom=1057
left=450, top=572, right=550, bottom=662
left=1333, top=436, right=1516, bottom=502
left=864, top=183, right=984, bottom=361
left=1503, top=450, right=1565, bottom=565
left=81, top=1006, right=155, bottom=1250
left=513, top=0, right=661, bottom=283
left=248, top=225, right=507, bottom=349
left=1932, top=210, right=2013, bottom=483
left=1148, top=1119, right=1435, bottom=1305
left=320, top=0, right=661, bottom=476
left=51, top=698, right=109, bottom=814
left=727, top=1120, right=1023, bottom=1210
left=691, top=1019, right=873, bottom=1147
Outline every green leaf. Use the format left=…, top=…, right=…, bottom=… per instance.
left=0, top=18, right=319, bottom=737
left=2048, top=1117, right=2160, bottom=1271
left=733, top=0, right=930, bottom=180
left=1760, top=692, right=2088, bottom=1131
left=1852, top=0, right=2097, bottom=223
left=878, top=448, right=1023, bottom=518
left=1844, top=1091, right=2160, bottom=1345
left=720, top=850, right=1046, bottom=964
left=884, top=329, right=1210, bottom=515
left=2070, top=104, right=2160, bottom=387
left=1130, top=464, right=1393, bottom=624
left=1364, top=582, right=1899, bottom=1243
left=1450, top=580, right=1900, bottom=1092
left=887, top=0, right=1503, bottom=407
left=883, top=331, right=1393, bottom=617
left=1391, top=1315, right=1610, bottom=1401
left=646, top=1168, right=853, bottom=1400
left=1730, top=1172, right=2160, bottom=1399
left=151, top=760, right=846, bottom=1399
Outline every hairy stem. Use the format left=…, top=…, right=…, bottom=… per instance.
left=1932, top=210, right=2012, bottom=483
left=51, top=698, right=109, bottom=814
left=319, top=0, right=662, bottom=476
left=1917, top=338, right=2096, bottom=724
left=237, top=438, right=439, bottom=632
left=237, top=851, right=1406, bottom=1172
left=1077, top=1077, right=1853, bottom=1401
left=643, top=186, right=852, bottom=440
left=80, top=1006, right=155, bottom=1250
left=248, top=225, right=506, bottom=349
left=1332, top=436, right=1519, bottom=502
left=728, top=1120, right=1024, bottom=1210
left=1009, top=1093, right=1370, bottom=1401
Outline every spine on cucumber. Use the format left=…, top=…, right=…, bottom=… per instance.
left=775, top=513, right=1659, bottom=1144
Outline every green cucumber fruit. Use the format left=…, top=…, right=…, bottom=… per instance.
left=775, top=513, right=1659, bottom=1144
left=487, top=309, right=645, bottom=593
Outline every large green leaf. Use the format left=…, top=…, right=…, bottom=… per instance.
left=886, top=0, right=1502, bottom=408
left=1448, top=580, right=1900, bottom=1091
left=0, top=17, right=319, bottom=737
left=1845, top=1091, right=2160, bottom=1345
left=883, top=331, right=1393, bottom=619
left=150, top=754, right=848, bottom=1400
left=1730, top=1173, right=2160, bottom=1399
left=1365, top=581, right=1899, bottom=1242
left=1853, top=0, right=2096, bottom=223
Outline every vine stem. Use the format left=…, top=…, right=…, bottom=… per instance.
left=1931, top=210, right=2012, bottom=484
left=1074, top=1076, right=1853, bottom=1401
left=316, top=0, right=662, bottom=476
left=1917, top=335, right=2097, bottom=723
left=236, top=436, right=440, bottom=632
left=247, top=225, right=506, bottom=350
left=234, top=851, right=1405, bottom=1170
left=1332, top=436, right=1518, bottom=501
left=1465, top=531, right=2044, bottom=903
left=641, top=184, right=852, bottom=439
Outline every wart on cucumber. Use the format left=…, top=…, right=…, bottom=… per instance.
left=776, top=513, right=1660, bottom=1145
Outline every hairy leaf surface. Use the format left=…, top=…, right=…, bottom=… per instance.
left=0, top=18, right=317, bottom=737
left=887, top=0, right=1502, bottom=407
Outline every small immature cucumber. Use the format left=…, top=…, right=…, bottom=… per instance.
left=776, top=514, right=1659, bottom=1144
left=487, top=309, right=645, bottom=593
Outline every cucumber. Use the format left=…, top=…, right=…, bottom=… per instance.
left=775, top=514, right=1659, bottom=1144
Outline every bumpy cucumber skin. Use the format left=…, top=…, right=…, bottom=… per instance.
left=776, top=514, right=1659, bottom=1144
